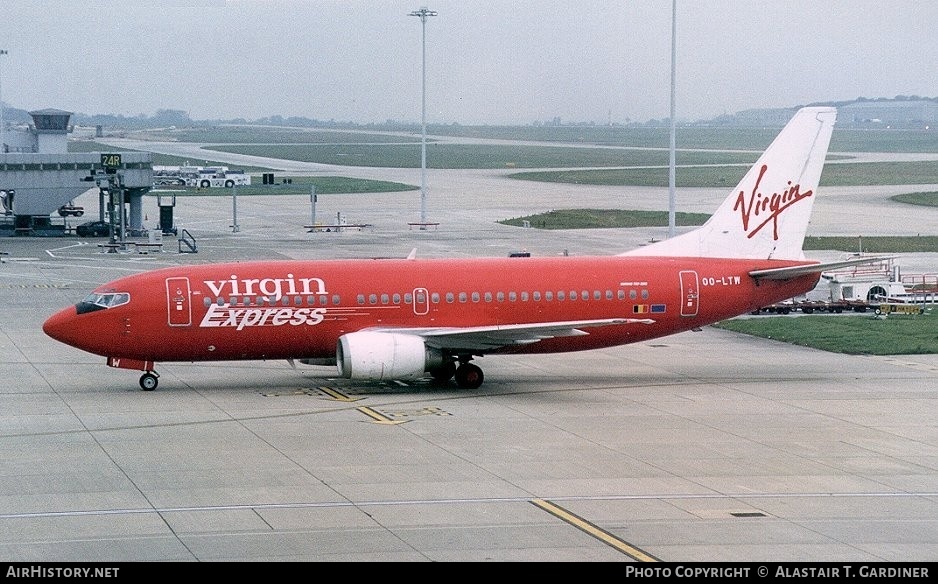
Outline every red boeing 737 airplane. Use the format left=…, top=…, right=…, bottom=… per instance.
left=44, top=107, right=867, bottom=391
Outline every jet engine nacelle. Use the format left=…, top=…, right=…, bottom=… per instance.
left=337, top=331, right=442, bottom=381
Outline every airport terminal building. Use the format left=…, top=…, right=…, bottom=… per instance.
left=0, top=108, right=153, bottom=235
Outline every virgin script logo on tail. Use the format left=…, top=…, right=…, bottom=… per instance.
left=734, top=164, right=813, bottom=240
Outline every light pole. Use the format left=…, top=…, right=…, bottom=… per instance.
left=409, top=7, right=437, bottom=227
left=667, top=0, right=676, bottom=238
left=0, top=49, right=8, bottom=154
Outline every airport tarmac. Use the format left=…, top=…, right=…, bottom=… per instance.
left=1, top=142, right=937, bottom=562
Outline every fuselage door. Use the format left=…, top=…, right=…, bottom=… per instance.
left=413, top=287, right=430, bottom=316
left=166, top=277, right=192, bottom=326
left=679, top=270, right=699, bottom=317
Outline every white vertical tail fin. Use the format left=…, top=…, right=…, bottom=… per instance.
left=623, top=106, right=836, bottom=260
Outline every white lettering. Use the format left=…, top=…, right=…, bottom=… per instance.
left=701, top=275, right=742, bottom=287
left=6, top=566, right=121, bottom=578
left=675, top=566, right=751, bottom=578
left=859, top=566, right=929, bottom=578
left=623, top=566, right=672, bottom=577
left=272, top=308, right=293, bottom=326
left=199, top=305, right=327, bottom=330
left=204, top=279, right=226, bottom=297
left=202, top=274, right=328, bottom=299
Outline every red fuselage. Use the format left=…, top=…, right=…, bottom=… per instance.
left=43, top=255, right=819, bottom=364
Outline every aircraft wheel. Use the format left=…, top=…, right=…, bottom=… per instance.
left=454, top=363, right=484, bottom=389
left=140, top=372, right=159, bottom=391
left=430, top=361, right=457, bottom=382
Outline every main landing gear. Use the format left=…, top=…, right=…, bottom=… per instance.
left=139, top=371, right=159, bottom=391
left=454, top=362, right=483, bottom=389
left=429, top=359, right=484, bottom=389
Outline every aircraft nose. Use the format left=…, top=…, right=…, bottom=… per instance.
left=43, top=307, right=81, bottom=347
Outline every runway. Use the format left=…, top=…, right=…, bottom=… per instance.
left=1, top=141, right=937, bottom=562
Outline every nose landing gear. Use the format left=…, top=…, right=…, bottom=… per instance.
left=139, top=371, right=159, bottom=391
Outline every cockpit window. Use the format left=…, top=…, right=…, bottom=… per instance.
left=76, top=292, right=130, bottom=314
left=84, top=292, right=130, bottom=308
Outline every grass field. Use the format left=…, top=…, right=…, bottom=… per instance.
left=74, top=126, right=938, bottom=189
left=509, top=160, right=938, bottom=187
left=713, top=308, right=938, bottom=354
left=140, top=123, right=938, bottom=153
left=150, top=174, right=416, bottom=196
left=498, top=210, right=938, bottom=252
left=499, top=209, right=711, bottom=229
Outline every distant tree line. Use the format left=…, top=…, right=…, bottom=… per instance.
left=2, top=95, right=937, bottom=130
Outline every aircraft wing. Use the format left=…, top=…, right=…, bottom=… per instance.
left=370, top=318, right=655, bottom=352
left=749, top=256, right=896, bottom=281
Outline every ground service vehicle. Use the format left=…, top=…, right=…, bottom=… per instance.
left=189, top=168, right=251, bottom=188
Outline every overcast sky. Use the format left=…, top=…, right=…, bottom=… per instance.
left=1, top=0, right=936, bottom=125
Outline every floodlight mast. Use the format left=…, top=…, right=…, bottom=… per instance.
left=668, top=0, right=677, bottom=238
left=409, top=7, right=437, bottom=228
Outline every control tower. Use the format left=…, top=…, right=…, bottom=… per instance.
left=0, top=108, right=153, bottom=235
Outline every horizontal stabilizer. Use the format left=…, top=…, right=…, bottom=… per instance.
left=749, top=256, right=896, bottom=281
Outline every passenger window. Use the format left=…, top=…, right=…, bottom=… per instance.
left=446, top=292, right=455, bottom=303
left=369, top=294, right=378, bottom=305
left=545, top=291, right=553, bottom=301
left=509, top=292, right=517, bottom=302
left=332, top=294, right=341, bottom=305
left=642, top=289, right=649, bottom=300
left=458, top=292, right=467, bottom=303
left=484, top=292, right=493, bottom=302
left=431, top=293, right=440, bottom=303
left=357, top=294, right=365, bottom=305
left=393, top=293, right=401, bottom=304
left=521, top=292, right=529, bottom=301
left=471, top=292, right=480, bottom=302
left=381, top=294, right=390, bottom=305
left=497, top=291, right=505, bottom=302
left=533, top=291, right=541, bottom=301
left=557, top=291, right=565, bottom=301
